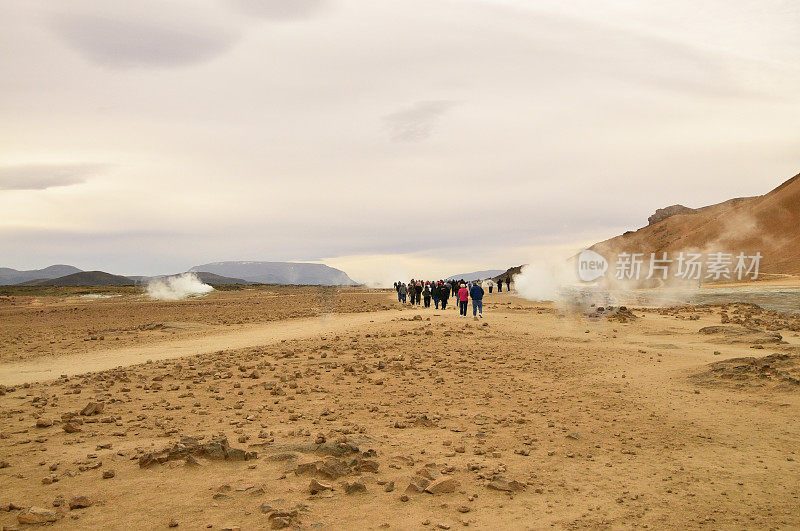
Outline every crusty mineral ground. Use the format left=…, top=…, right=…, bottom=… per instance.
left=1, top=288, right=798, bottom=529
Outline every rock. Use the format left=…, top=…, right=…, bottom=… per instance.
left=17, top=507, right=59, bottom=524
left=63, top=423, right=81, bottom=433
left=168, top=519, right=179, bottom=527
left=384, top=481, right=395, bottom=493
left=68, top=496, right=91, bottom=510
left=270, top=517, right=292, bottom=529
left=103, top=470, right=115, bottom=479
left=80, top=402, right=104, bottom=416
left=308, top=479, right=333, bottom=495
left=405, top=477, right=431, bottom=493
left=35, top=419, right=53, bottom=428
left=318, top=458, right=350, bottom=479
left=345, top=481, right=367, bottom=494
left=458, top=505, right=471, bottom=513
left=425, top=477, right=459, bottom=494
left=487, top=476, right=525, bottom=492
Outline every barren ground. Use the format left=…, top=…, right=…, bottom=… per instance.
left=1, top=287, right=798, bottom=530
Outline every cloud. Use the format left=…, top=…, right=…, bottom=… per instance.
left=0, top=164, right=107, bottom=191
left=383, top=101, right=455, bottom=142
left=50, top=13, right=237, bottom=67
left=229, top=0, right=328, bottom=20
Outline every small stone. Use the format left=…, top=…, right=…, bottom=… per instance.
left=80, top=402, right=104, bottom=416
left=425, top=477, right=459, bottom=494
left=35, top=419, right=53, bottom=428
left=345, top=481, right=367, bottom=494
left=458, top=505, right=470, bottom=513
left=308, top=479, right=333, bottom=495
left=384, top=481, right=395, bottom=493
left=17, top=507, right=59, bottom=524
left=63, top=423, right=81, bottom=434
left=103, top=470, right=115, bottom=479
left=487, top=477, right=525, bottom=492
left=68, top=496, right=91, bottom=510
left=168, top=519, right=179, bottom=527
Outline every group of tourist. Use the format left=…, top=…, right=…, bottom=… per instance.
left=393, top=277, right=512, bottom=319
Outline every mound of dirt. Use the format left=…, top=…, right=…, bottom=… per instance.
left=698, top=325, right=783, bottom=344
left=693, top=353, right=800, bottom=390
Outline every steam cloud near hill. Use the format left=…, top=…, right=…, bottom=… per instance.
left=146, top=273, right=214, bottom=301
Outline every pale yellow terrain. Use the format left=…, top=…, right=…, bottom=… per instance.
left=1, top=288, right=798, bottom=530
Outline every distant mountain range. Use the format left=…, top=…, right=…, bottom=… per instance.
left=189, top=261, right=357, bottom=286
left=18, top=271, right=134, bottom=287
left=1, top=261, right=358, bottom=286
left=0, top=265, right=82, bottom=285
left=446, top=269, right=505, bottom=281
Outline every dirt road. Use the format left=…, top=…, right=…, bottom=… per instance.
left=0, top=309, right=402, bottom=386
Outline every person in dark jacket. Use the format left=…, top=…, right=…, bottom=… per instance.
left=505, top=276, right=511, bottom=291
left=431, top=282, right=441, bottom=309
left=423, top=284, right=431, bottom=307
left=469, top=281, right=484, bottom=319
left=497, top=278, right=502, bottom=292
left=440, top=282, right=450, bottom=310
left=414, top=282, right=423, bottom=305
left=398, top=282, right=407, bottom=303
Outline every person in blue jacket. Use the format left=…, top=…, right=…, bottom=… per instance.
left=469, top=281, right=484, bottom=319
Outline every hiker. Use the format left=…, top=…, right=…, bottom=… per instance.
left=423, top=283, right=431, bottom=307
left=431, top=282, right=441, bottom=309
left=497, top=278, right=502, bottom=292
left=440, top=282, right=450, bottom=310
left=458, top=283, right=469, bottom=317
left=398, top=282, right=407, bottom=303
left=505, top=276, right=511, bottom=291
left=470, top=280, right=484, bottom=319
left=414, top=282, right=423, bottom=305
left=484, top=278, right=494, bottom=294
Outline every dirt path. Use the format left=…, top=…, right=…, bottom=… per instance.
left=0, top=309, right=403, bottom=386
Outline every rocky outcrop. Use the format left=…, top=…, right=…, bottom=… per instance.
left=647, top=204, right=696, bottom=226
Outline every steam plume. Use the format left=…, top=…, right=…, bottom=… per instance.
left=146, top=273, right=214, bottom=301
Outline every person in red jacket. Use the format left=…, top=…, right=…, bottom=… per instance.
left=457, top=283, right=469, bottom=317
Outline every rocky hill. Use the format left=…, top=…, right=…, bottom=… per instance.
left=591, top=171, right=800, bottom=276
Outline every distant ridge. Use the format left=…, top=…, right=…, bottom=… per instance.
left=189, top=261, right=357, bottom=286
left=0, top=265, right=82, bottom=285
left=446, top=269, right=505, bottom=281
left=19, top=271, right=134, bottom=287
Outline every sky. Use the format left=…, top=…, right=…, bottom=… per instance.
left=1, top=0, right=799, bottom=284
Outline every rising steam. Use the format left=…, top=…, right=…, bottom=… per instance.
left=146, top=273, right=214, bottom=301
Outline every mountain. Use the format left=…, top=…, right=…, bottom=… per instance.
left=492, top=266, right=523, bottom=283
left=188, top=261, right=358, bottom=286
left=447, top=269, right=505, bottom=281
left=128, top=272, right=251, bottom=286
left=19, top=271, right=134, bottom=287
left=0, top=264, right=82, bottom=285
left=590, top=171, right=800, bottom=276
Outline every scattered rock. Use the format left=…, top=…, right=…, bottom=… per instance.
left=425, top=476, right=459, bottom=494
left=69, top=496, right=91, bottom=510
left=17, top=507, right=59, bottom=524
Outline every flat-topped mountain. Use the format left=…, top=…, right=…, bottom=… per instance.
left=188, top=261, right=357, bottom=286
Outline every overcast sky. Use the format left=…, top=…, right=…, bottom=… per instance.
left=2, top=0, right=799, bottom=284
